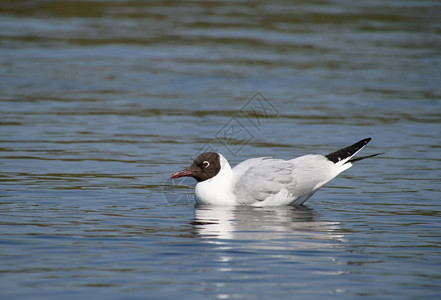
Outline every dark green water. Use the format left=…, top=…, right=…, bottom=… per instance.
left=1, top=1, right=441, bottom=299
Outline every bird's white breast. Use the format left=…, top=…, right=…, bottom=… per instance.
left=194, top=154, right=237, bottom=205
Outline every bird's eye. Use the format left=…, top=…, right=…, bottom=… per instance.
left=202, top=161, right=210, bottom=168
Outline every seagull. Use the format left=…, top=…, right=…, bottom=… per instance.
left=171, top=138, right=381, bottom=206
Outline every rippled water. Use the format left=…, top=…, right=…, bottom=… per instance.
left=1, top=0, right=441, bottom=299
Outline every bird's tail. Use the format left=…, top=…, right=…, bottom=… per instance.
left=325, top=137, right=381, bottom=165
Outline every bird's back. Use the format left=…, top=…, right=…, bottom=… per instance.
left=231, top=154, right=340, bottom=206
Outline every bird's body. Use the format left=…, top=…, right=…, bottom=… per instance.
left=171, top=138, right=380, bottom=206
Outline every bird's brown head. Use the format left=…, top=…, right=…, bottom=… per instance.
left=171, top=152, right=221, bottom=182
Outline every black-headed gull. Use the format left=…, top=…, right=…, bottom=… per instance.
left=171, top=138, right=381, bottom=206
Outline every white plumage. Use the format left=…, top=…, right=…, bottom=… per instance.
left=195, top=154, right=341, bottom=206
left=172, top=138, right=380, bottom=206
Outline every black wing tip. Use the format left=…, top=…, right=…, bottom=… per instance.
left=356, top=137, right=371, bottom=147
left=325, top=137, right=373, bottom=164
left=347, top=152, right=383, bottom=163
left=362, top=137, right=372, bottom=144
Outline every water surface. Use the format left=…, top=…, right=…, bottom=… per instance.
left=1, top=0, right=441, bottom=299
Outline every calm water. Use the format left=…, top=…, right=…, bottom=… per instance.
left=1, top=0, right=441, bottom=299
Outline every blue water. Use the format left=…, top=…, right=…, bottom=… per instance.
left=1, top=0, right=441, bottom=299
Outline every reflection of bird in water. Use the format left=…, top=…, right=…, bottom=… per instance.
left=192, top=206, right=346, bottom=250
left=192, top=206, right=349, bottom=295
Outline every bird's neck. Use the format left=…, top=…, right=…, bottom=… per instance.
left=195, top=161, right=235, bottom=205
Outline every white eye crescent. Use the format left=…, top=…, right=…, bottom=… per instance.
left=202, top=161, right=210, bottom=168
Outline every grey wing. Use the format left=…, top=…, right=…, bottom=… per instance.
left=232, top=158, right=296, bottom=204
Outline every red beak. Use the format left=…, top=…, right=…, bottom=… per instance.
left=171, top=169, right=193, bottom=179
